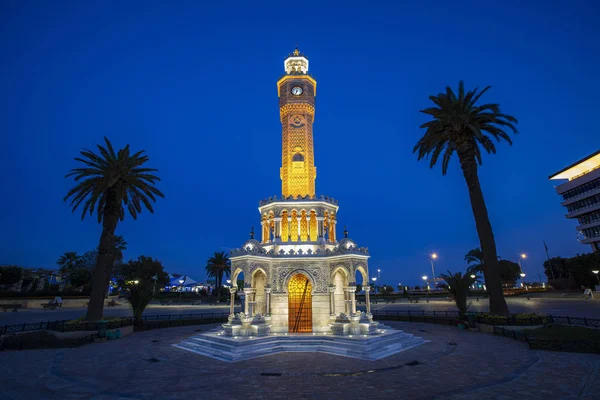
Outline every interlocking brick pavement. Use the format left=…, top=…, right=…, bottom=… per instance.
left=0, top=321, right=599, bottom=399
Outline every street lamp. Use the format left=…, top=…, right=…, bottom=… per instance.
left=593, top=270, right=600, bottom=285
left=151, top=274, right=158, bottom=295
left=133, top=280, right=139, bottom=285
left=377, top=269, right=381, bottom=279
left=430, top=254, right=437, bottom=281
left=422, top=275, right=429, bottom=292
left=371, top=277, right=377, bottom=294
left=178, top=279, right=184, bottom=305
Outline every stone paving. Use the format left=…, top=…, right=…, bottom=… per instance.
left=1, top=321, right=599, bottom=399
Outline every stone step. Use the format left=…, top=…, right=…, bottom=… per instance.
left=174, top=328, right=428, bottom=362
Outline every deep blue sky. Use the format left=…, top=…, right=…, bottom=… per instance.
left=1, top=1, right=599, bottom=285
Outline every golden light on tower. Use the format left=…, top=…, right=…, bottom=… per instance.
left=278, top=48, right=317, bottom=198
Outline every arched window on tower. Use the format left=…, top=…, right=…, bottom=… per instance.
left=292, top=153, right=305, bottom=162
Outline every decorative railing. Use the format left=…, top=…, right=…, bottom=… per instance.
left=259, top=194, right=339, bottom=206
left=230, top=244, right=369, bottom=257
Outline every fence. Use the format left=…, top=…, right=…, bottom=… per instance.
left=136, top=312, right=229, bottom=331
left=0, top=312, right=230, bottom=336
left=370, top=310, right=600, bottom=329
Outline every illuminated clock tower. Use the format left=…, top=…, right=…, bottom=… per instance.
left=277, top=48, right=318, bottom=198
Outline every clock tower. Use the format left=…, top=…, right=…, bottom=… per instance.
left=277, top=48, right=318, bottom=198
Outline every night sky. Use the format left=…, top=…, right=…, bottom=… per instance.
left=1, top=1, right=599, bottom=285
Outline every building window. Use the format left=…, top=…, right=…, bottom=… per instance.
left=562, top=177, right=600, bottom=201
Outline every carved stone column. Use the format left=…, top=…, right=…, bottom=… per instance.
left=328, top=285, right=336, bottom=316
left=265, top=287, right=271, bottom=316
left=347, top=286, right=357, bottom=315
left=343, top=287, right=350, bottom=314
left=241, top=289, right=248, bottom=315
left=363, top=284, right=372, bottom=315
left=229, top=287, right=237, bottom=316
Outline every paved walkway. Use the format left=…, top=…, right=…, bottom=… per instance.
left=1, top=321, right=599, bottom=399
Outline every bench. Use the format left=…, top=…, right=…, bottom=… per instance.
left=42, top=302, right=57, bottom=310
left=1, top=304, right=23, bottom=312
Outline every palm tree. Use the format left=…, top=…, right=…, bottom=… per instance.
left=57, top=252, right=80, bottom=275
left=64, top=137, right=163, bottom=321
left=465, top=248, right=484, bottom=275
left=414, top=81, right=518, bottom=316
left=440, top=271, right=476, bottom=317
left=205, top=251, right=231, bottom=300
left=113, top=235, right=127, bottom=264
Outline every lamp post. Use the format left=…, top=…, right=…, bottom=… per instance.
left=372, top=277, right=377, bottom=294
left=430, top=254, right=437, bottom=280
left=151, top=274, right=158, bottom=295
left=470, top=274, right=476, bottom=290
left=178, top=279, right=184, bottom=305
left=422, top=275, right=428, bottom=292
left=593, top=270, right=600, bottom=285
left=377, top=269, right=381, bottom=280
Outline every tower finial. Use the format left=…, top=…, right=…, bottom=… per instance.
left=293, top=45, right=299, bottom=56
left=344, top=226, right=348, bottom=238
left=250, top=226, right=254, bottom=239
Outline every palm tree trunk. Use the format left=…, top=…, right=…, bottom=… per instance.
left=458, top=151, right=509, bottom=316
left=85, top=193, right=119, bottom=322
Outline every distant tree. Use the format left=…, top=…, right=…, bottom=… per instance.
left=440, top=271, right=476, bottom=317
left=356, top=283, right=362, bottom=292
left=64, top=137, right=164, bottom=321
left=414, top=285, right=421, bottom=290
left=69, top=268, right=92, bottom=289
left=115, top=256, right=169, bottom=324
left=205, top=251, right=231, bottom=299
left=236, top=279, right=244, bottom=290
left=76, top=250, right=98, bottom=270
left=543, top=257, right=569, bottom=280
left=382, top=285, right=394, bottom=295
left=0, top=266, right=23, bottom=287
left=57, top=252, right=80, bottom=275
left=414, top=82, right=518, bottom=316
left=498, top=259, right=520, bottom=286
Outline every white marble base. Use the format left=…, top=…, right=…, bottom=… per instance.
left=173, top=326, right=428, bottom=362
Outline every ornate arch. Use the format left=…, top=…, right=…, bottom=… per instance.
left=231, top=267, right=245, bottom=287
left=355, top=265, right=368, bottom=284
left=282, top=269, right=317, bottom=294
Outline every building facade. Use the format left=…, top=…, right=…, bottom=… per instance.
left=549, top=150, right=600, bottom=252
left=226, top=49, right=375, bottom=335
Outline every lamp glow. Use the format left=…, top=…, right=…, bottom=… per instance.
left=593, top=270, right=599, bottom=275
left=431, top=253, right=438, bottom=259
left=520, top=273, right=526, bottom=278
left=470, top=274, right=476, bottom=279
left=422, top=275, right=427, bottom=281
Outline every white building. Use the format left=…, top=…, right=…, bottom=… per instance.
left=550, top=150, right=600, bottom=252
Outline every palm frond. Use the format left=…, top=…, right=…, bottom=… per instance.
left=64, top=137, right=163, bottom=223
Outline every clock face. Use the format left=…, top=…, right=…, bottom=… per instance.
left=291, top=86, right=303, bottom=96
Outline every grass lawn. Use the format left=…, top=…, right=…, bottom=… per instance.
left=528, top=325, right=600, bottom=341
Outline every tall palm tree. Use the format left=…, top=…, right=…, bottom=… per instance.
left=64, top=137, right=163, bottom=321
left=414, top=81, right=518, bottom=316
left=57, top=252, right=80, bottom=275
left=205, top=251, right=231, bottom=299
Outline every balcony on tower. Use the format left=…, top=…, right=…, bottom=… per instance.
left=284, top=48, right=309, bottom=75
